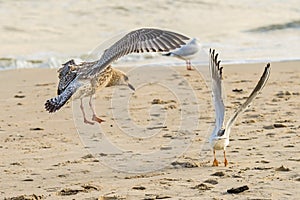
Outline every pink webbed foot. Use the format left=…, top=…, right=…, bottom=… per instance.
left=213, top=158, right=219, bottom=167
left=92, top=115, right=105, bottom=124
left=224, top=158, right=228, bottom=167
left=223, top=150, right=228, bottom=167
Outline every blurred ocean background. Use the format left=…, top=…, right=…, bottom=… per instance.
left=0, top=0, right=299, bottom=70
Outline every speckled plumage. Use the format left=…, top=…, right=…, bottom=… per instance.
left=45, top=28, right=189, bottom=124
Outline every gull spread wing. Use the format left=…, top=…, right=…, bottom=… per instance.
left=225, top=63, right=271, bottom=131
left=87, top=28, right=189, bottom=76
left=57, top=60, right=98, bottom=95
left=57, top=59, right=77, bottom=95
left=45, top=79, right=82, bottom=113
left=209, top=49, right=225, bottom=131
left=46, top=28, right=189, bottom=113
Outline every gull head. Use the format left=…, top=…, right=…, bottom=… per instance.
left=217, top=129, right=225, bottom=137
left=107, top=69, right=135, bottom=91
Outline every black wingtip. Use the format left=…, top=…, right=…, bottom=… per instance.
left=45, top=99, right=60, bottom=113
left=215, top=53, right=219, bottom=63
left=162, top=52, right=172, bottom=56
left=264, top=63, right=271, bottom=75
left=57, top=88, right=62, bottom=95
left=219, top=66, right=224, bottom=79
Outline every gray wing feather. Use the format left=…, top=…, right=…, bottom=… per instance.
left=57, top=59, right=77, bottom=95
left=88, top=28, right=189, bottom=76
left=225, top=63, right=271, bottom=130
left=46, top=28, right=189, bottom=113
left=209, top=49, right=225, bottom=131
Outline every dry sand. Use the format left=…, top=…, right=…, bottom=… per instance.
left=0, top=61, right=299, bottom=199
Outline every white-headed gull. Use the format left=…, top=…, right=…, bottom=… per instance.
left=209, top=49, right=271, bottom=166
left=163, top=38, right=200, bottom=70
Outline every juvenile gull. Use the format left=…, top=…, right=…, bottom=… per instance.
left=51, top=60, right=134, bottom=125
left=208, top=49, right=270, bottom=166
left=45, top=28, right=189, bottom=124
left=163, top=38, right=199, bottom=70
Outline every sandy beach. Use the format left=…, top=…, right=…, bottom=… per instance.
left=1, top=0, right=299, bottom=199
left=1, top=61, right=299, bottom=199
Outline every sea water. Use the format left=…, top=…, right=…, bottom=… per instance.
left=0, top=0, right=299, bottom=70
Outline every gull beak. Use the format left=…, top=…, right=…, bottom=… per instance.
left=127, top=83, right=135, bottom=91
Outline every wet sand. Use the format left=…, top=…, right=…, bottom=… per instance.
left=0, top=61, right=299, bottom=199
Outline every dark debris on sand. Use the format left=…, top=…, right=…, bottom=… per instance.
left=204, top=179, right=218, bottom=185
left=58, top=184, right=100, bottom=196
left=171, top=160, right=199, bottom=168
left=29, top=127, right=44, bottom=131
left=191, top=183, right=213, bottom=191
left=4, top=194, right=44, bottom=200
left=14, top=94, right=26, bottom=98
left=232, top=88, right=243, bottom=93
left=132, top=186, right=146, bottom=190
left=58, top=188, right=84, bottom=196
left=143, top=194, right=172, bottom=200
left=227, top=185, right=249, bottom=194
left=151, top=98, right=176, bottom=104
left=275, top=165, right=291, bottom=172
left=211, top=171, right=225, bottom=177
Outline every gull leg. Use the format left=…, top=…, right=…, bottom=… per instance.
left=213, top=149, right=219, bottom=166
left=186, top=60, right=192, bottom=70
left=224, top=150, right=228, bottom=167
left=80, top=98, right=94, bottom=125
left=89, top=95, right=105, bottom=124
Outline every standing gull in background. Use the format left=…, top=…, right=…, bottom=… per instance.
left=209, top=49, right=270, bottom=166
left=163, top=38, right=199, bottom=70
left=45, top=28, right=189, bottom=124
